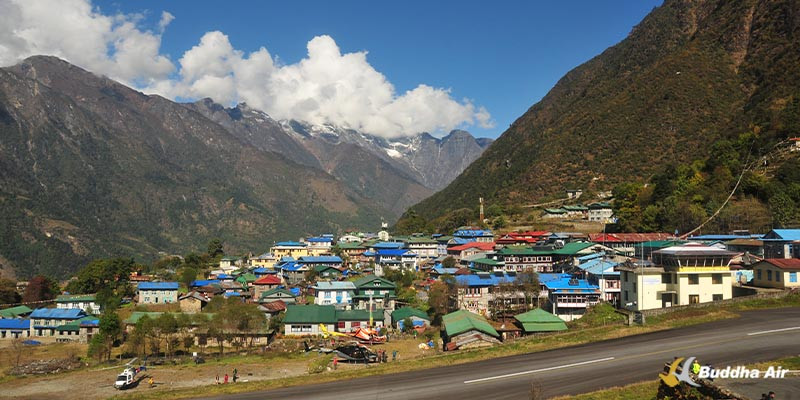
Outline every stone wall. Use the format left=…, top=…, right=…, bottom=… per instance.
left=639, top=289, right=794, bottom=318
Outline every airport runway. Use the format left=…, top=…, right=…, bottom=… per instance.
left=207, top=307, right=800, bottom=399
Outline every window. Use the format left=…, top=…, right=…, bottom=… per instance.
left=688, top=275, right=699, bottom=285
left=757, top=269, right=762, bottom=280
left=337, top=321, right=345, bottom=329
left=790, top=272, right=797, bottom=283
left=661, top=273, right=672, bottom=284
left=290, top=324, right=312, bottom=333
left=689, top=295, right=699, bottom=304
left=776, top=272, right=781, bottom=282
left=712, top=274, right=722, bottom=284
left=713, top=294, right=723, bottom=301
left=767, top=270, right=773, bottom=281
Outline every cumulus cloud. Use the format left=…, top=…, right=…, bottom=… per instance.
left=0, top=0, right=493, bottom=137
left=0, top=0, right=174, bottom=87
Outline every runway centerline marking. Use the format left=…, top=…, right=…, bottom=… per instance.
left=463, top=357, right=615, bottom=384
left=747, top=326, right=800, bottom=336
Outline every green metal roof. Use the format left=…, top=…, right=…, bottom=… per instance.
left=544, top=208, right=567, bottom=214
left=513, top=309, right=568, bottom=332
left=56, top=294, right=96, bottom=303
left=283, top=305, right=336, bottom=324
left=313, top=265, right=341, bottom=273
left=353, top=275, right=395, bottom=289
left=337, top=242, right=365, bottom=249
left=442, top=310, right=499, bottom=338
left=471, top=257, right=503, bottom=266
left=391, top=307, right=430, bottom=322
left=124, top=312, right=164, bottom=324
left=0, top=305, right=32, bottom=318
left=259, top=288, right=296, bottom=298
left=336, top=308, right=384, bottom=321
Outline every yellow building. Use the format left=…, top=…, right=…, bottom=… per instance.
left=249, top=252, right=277, bottom=269
left=270, top=241, right=309, bottom=259
left=752, top=259, right=800, bottom=289
left=618, top=244, right=735, bottom=311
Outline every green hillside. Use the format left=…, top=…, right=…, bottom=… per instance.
left=400, top=0, right=800, bottom=231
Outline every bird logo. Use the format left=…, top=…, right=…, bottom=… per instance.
left=659, top=357, right=700, bottom=387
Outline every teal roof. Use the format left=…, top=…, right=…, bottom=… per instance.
left=336, top=308, right=384, bottom=321
left=391, top=307, right=429, bottom=322
left=283, top=304, right=336, bottom=324
left=353, top=275, right=395, bottom=289
left=0, top=305, right=33, bottom=318
left=442, top=310, right=499, bottom=338
left=514, top=309, right=568, bottom=332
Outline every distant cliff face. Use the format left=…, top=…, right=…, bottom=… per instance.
left=0, top=56, right=493, bottom=277
left=402, top=0, right=800, bottom=223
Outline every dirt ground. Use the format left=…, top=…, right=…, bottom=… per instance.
left=0, top=336, right=434, bottom=399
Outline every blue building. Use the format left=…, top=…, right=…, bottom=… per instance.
left=543, top=277, right=600, bottom=322
left=137, top=282, right=179, bottom=305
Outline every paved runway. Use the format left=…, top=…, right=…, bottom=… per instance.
left=206, top=307, right=800, bottom=399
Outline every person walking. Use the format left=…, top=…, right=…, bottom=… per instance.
left=148, top=377, right=154, bottom=388
left=333, top=355, right=338, bottom=370
left=233, top=368, right=238, bottom=383
left=691, top=359, right=701, bottom=375
left=215, top=373, right=220, bottom=384
left=224, top=373, right=229, bottom=384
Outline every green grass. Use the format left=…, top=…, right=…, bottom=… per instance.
left=111, top=292, right=800, bottom=399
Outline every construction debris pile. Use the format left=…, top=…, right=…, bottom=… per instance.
left=9, top=358, right=82, bottom=375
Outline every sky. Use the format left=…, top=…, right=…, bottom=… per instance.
left=0, top=0, right=662, bottom=138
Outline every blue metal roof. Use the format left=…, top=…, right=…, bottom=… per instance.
left=275, top=241, right=306, bottom=247
left=450, top=237, right=470, bottom=245
left=544, top=277, right=599, bottom=292
left=762, top=229, right=800, bottom=241
left=313, top=281, right=356, bottom=290
left=688, top=234, right=760, bottom=241
left=376, top=249, right=415, bottom=256
left=371, top=242, right=405, bottom=249
left=289, top=287, right=302, bottom=296
left=455, top=273, right=517, bottom=287
left=138, top=282, right=179, bottom=290
left=306, top=237, right=332, bottom=243
left=298, top=256, right=342, bottom=263
left=223, top=292, right=241, bottom=297
left=577, top=259, right=620, bottom=276
left=252, top=267, right=276, bottom=275
left=280, top=256, right=296, bottom=262
left=537, top=273, right=571, bottom=284
left=454, top=229, right=493, bottom=237
left=280, top=262, right=305, bottom=272
left=30, top=308, right=87, bottom=319
left=432, top=266, right=460, bottom=275
left=190, top=279, right=221, bottom=287
left=216, top=274, right=233, bottom=280
left=0, top=319, right=30, bottom=330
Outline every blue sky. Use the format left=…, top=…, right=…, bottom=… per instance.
left=7, top=1, right=663, bottom=138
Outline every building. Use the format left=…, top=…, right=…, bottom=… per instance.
left=282, top=304, right=386, bottom=336
left=251, top=275, right=282, bottom=300
left=725, top=238, right=764, bottom=258
left=298, top=256, right=343, bottom=269
left=761, top=229, right=800, bottom=259
left=258, top=288, right=297, bottom=304
left=137, top=282, right=179, bottom=305
left=306, top=237, right=334, bottom=256
left=562, top=205, right=589, bottom=219
left=617, top=244, right=736, bottom=311
left=589, top=233, right=674, bottom=257
left=279, top=261, right=310, bottom=285
left=455, top=272, right=525, bottom=318
left=513, top=308, right=567, bottom=334
left=336, top=308, right=386, bottom=332
left=543, top=276, right=600, bottom=321
left=29, top=308, right=88, bottom=337
left=337, top=242, right=367, bottom=266
left=219, top=256, right=242, bottom=271
left=249, top=253, right=277, bottom=269
left=575, top=254, right=621, bottom=305
left=542, top=208, right=568, bottom=219
left=406, top=237, right=439, bottom=259
left=447, top=242, right=496, bottom=260
left=752, top=259, right=800, bottom=289
left=312, top=281, right=355, bottom=307
left=371, top=249, right=418, bottom=272
left=55, top=294, right=101, bottom=314
left=0, top=305, right=32, bottom=319
left=178, top=291, right=210, bottom=313
left=352, top=275, right=397, bottom=311
left=0, top=319, right=30, bottom=339
left=391, top=307, right=430, bottom=330
left=495, top=231, right=550, bottom=245
left=453, top=228, right=494, bottom=243
left=587, top=202, right=614, bottom=223
left=566, top=189, right=583, bottom=199
left=496, top=242, right=611, bottom=273
left=271, top=241, right=310, bottom=259
left=441, top=310, right=501, bottom=350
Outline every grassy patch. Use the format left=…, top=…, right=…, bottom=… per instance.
left=550, top=380, right=660, bottom=400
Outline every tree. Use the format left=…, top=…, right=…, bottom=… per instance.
left=492, top=216, right=508, bottom=230
left=428, top=280, right=455, bottom=324
left=0, top=278, right=21, bottom=304
left=441, top=256, right=457, bottom=269
left=770, top=192, right=797, bottom=228
left=66, top=258, right=135, bottom=309
left=401, top=317, right=414, bottom=333
left=207, top=239, right=225, bottom=258
left=179, top=267, right=198, bottom=289
left=89, top=311, right=122, bottom=361
left=22, top=275, right=59, bottom=303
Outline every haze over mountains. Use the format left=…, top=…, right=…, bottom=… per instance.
left=402, top=0, right=800, bottom=226
left=0, top=56, right=490, bottom=278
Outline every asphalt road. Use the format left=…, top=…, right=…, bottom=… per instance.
left=207, top=308, right=800, bottom=400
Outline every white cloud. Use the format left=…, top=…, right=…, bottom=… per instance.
left=0, top=0, right=493, bottom=137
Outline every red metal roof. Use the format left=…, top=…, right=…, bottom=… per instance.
left=588, top=233, right=673, bottom=243
left=448, top=242, right=496, bottom=252
left=261, top=300, right=287, bottom=312
left=762, top=258, right=800, bottom=270
left=253, top=275, right=282, bottom=285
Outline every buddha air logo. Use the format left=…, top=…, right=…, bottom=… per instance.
left=659, top=356, right=790, bottom=387
left=659, top=357, right=700, bottom=387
